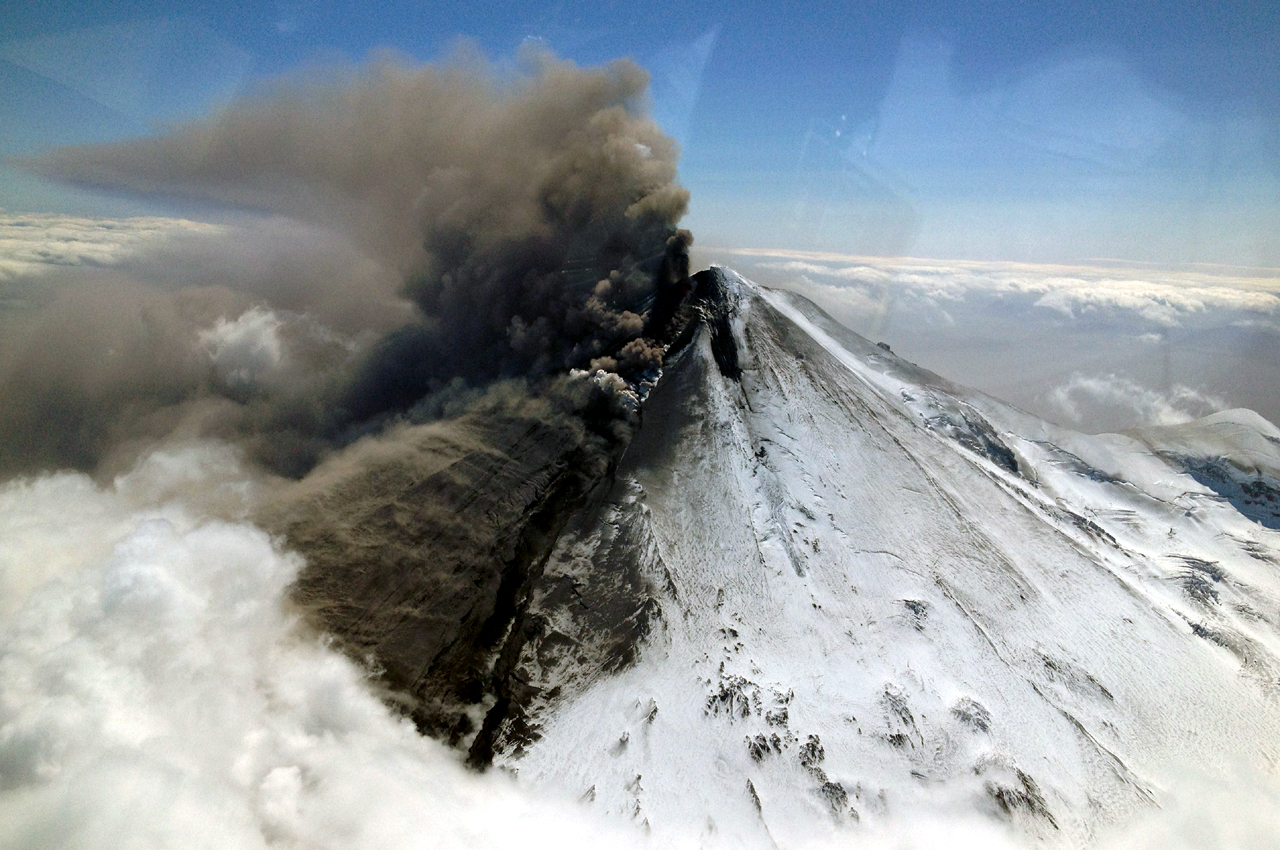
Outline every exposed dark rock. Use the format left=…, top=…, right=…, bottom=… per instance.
left=1162, top=453, right=1280, bottom=529
left=1175, top=556, right=1224, bottom=606
left=693, top=268, right=742, bottom=381
left=746, top=779, right=762, bottom=813
left=799, top=734, right=825, bottom=773
left=819, top=780, right=849, bottom=815
left=951, top=697, right=992, bottom=733
left=902, top=599, right=929, bottom=631
left=1044, top=505, right=1120, bottom=548
left=922, top=407, right=1020, bottom=475
left=1190, top=621, right=1234, bottom=649
left=1036, top=442, right=1122, bottom=484
left=708, top=674, right=757, bottom=720
left=747, top=734, right=774, bottom=762
left=880, top=686, right=920, bottom=747
left=765, top=705, right=789, bottom=727
left=1039, top=652, right=1115, bottom=702
left=983, top=767, right=1058, bottom=830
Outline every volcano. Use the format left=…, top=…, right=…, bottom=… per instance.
left=283, top=267, right=1280, bottom=847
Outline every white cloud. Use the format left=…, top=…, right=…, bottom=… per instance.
left=0, top=213, right=220, bottom=282
left=200, top=308, right=288, bottom=390
left=0, top=448, right=646, bottom=850
left=728, top=249, right=1280, bottom=328
left=1045, top=373, right=1228, bottom=431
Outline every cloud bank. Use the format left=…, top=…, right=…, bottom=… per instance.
left=706, top=247, right=1280, bottom=432
left=1045, top=373, right=1229, bottom=430
left=728, top=249, right=1280, bottom=329
left=0, top=214, right=219, bottom=282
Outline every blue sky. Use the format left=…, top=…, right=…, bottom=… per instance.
left=2, top=0, right=1278, bottom=265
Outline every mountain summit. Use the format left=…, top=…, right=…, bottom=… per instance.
left=288, top=268, right=1280, bottom=846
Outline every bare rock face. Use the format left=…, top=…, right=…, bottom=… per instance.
left=277, top=410, right=613, bottom=754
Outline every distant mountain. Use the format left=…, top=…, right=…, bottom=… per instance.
left=286, top=268, right=1280, bottom=847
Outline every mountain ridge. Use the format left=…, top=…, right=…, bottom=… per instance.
left=497, top=268, right=1280, bottom=846
left=276, top=266, right=1280, bottom=846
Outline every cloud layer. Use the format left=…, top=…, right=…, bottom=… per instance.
left=705, top=247, right=1280, bottom=432
left=0, top=213, right=219, bottom=282
left=1045, top=373, right=1229, bottom=430
left=728, top=249, right=1280, bottom=329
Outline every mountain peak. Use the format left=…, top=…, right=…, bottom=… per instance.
left=280, top=269, right=1280, bottom=846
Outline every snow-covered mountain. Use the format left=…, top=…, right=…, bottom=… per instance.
left=2, top=264, right=1276, bottom=847
left=261, top=266, right=1280, bottom=848
left=430, top=268, right=1280, bottom=847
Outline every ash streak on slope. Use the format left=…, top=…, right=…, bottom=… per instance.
left=500, top=269, right=1280, bottom=848
left=0, top=449, right=1044, bottom=849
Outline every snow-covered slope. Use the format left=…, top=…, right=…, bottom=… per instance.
left=494, top=269, right=1280, bottom=846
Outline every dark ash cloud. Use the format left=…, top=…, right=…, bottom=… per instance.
left=5, top=48, right=692, bottom=478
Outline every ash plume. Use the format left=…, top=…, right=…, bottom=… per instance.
left=5, top=47, right=691, bottom=478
